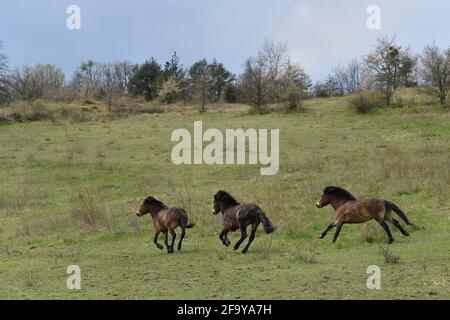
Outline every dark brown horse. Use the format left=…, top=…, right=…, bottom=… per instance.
left=212, top=191, right=275, bottom=254
left=316, top=186, right=413, bottom=244
left=136, top=196, right=195, bottom=254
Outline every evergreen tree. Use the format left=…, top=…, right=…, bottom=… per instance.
left=128, top=58, right=162, bottom=100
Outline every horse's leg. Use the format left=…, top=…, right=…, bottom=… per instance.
left=332, top=222, right=344, bottom=243
left=177, top=227, right=186, bottom=251
left=162, top=231, right=169, bottom=251
left=168, top=229, right=176, bottom=254
left=153, top=230, right=163, bottom=250
left=233, top=225, right=248, bottom=251
left=319, top=223, right=336, bottom=239
left=386, top=217, right=409, bottom=236
left=242, top=223, right=259, bottom=254
left=377, top=220, right=394, bottom=243
left=219, top=228, right=231, bottom=247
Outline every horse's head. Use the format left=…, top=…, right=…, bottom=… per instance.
left=316, top=186, right=356, bottom=208
left=136, top=196, right=166, bottom=216
left=212, top=190, right=239, bottom=215
left=316, top=189, right=333, bottom=208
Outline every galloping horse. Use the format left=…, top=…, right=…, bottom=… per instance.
left=212, top=191, right=275, bottom=254
left=135, top=196, right=195, bottom=254
left=316, top=186, right=413, bottom=244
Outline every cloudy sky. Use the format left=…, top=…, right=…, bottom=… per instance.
left=1, top=0, right=449, bottom=81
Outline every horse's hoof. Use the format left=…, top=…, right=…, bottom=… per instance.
left=242, top=249, right=248, bottom=254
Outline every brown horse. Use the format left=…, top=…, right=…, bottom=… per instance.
left=316, top=186, right=413, bottom=244
left=212, top=191, right=275, bottom=254
left=135, top=196, right=195, bottom=254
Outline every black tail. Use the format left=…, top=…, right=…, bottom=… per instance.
left=385, top=200, right=413, bottom=225
left=257, top=210, right=276, bottom=234
left=180, top=215, right=195, bottom=229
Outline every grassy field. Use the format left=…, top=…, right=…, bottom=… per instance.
left=0, top=93, right=449, bottom=299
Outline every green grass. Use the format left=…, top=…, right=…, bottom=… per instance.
left=0, top=94, right=449, bottom=299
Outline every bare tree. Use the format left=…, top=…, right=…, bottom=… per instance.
left=102, top=63, right=122, bottom=111
left=280, top=60, right=311, bottom=110
left=331, top=59, right=368, bottom=96
left=10, top=64, right=65, bottom=100
left=113, top=61, right=137, bottom=95
left=262, top=39, right=289, bottom=101
left=189, top=59, right=212, bottom=113
left=0, top=41, right=10, bottom=104
left=71, top=60, right=105, bottom=98
left=421, top=44, right=450, bottom=106
left=365, top=36, right=414, bottom=105
left=240, top=52, right=270, bottom=110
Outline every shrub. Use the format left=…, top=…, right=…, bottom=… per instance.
left=223, top=82, right=238, bottom=103
left=281, top=85, right=306, bottom=111
left=71, top=190, right=111, bottom=233
left=379, top=246, right=401, bottom=264
left=8, top=101, right=56, bottom=122
left=158, top=77, right=181, bottom=104
left=350, top=91, right=384, bottom=113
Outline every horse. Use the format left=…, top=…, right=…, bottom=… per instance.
left=135, top=196, right=195, bottom=254
left=316, top=186, right=413, bottom=244
left=212, top=191, right=275, bottom=254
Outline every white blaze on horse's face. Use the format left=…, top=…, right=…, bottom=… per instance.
left=316, top=202, right=321, bottom=208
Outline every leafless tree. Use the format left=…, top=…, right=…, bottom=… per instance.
left=280, top=60, right=311, bottom=109
left=421, top=44, right=450, bottom=106
left=102, top=63, right=122, bottom=111
left=0, top=41, right=10, bottom=104
left=71, top=60, right=105, bottom=98
left=262, top=39, right=289, bottom=101
left=189, top=59, right=212, bottom=113
left=365, top=36, right=414, bottom=105
left=240, top=52, right=270, bottom=110
left=10, top=64, right=65, bottom=100
left=113, top=61, right=137, bottom=95
left=240, top=39, right=299, bottom=110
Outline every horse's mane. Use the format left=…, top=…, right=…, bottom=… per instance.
left=215, top=190, right=240, bottom=206
left=323, top=186, right=357, bottom=201
left=144, top=196, right=169, bottom=209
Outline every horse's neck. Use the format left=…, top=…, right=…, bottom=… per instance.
left=330, top=198, right=352, bottom=211
left=221, top=203, right=238, bottom=214
left=149, top=204, right=167, bottom=217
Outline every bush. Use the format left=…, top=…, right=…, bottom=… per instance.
left=158, top=77, right=181, bottom=104
left=350, top=91, right=384, bottom=113
left=71, top=190, right=111, bottom=233
left=281, top=85, right=306, bottom=111
left=8, top=101, right=56, bottom=122
left=223, top=83, right=238, bottom=103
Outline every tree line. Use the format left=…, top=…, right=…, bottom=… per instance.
left=1, top=36, right=450, bottom=111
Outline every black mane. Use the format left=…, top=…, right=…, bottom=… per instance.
left=214, top=190, right=240, bottom=206
left=323, top=186, right=357, bottom=201
left=144, top=196, right=168, bottom=209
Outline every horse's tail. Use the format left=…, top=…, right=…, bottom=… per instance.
left=385, top=200, right=413, bottom=225
left=257, top=209, right=276, bottom=234
left=180, top=212, right=195, bottom=229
